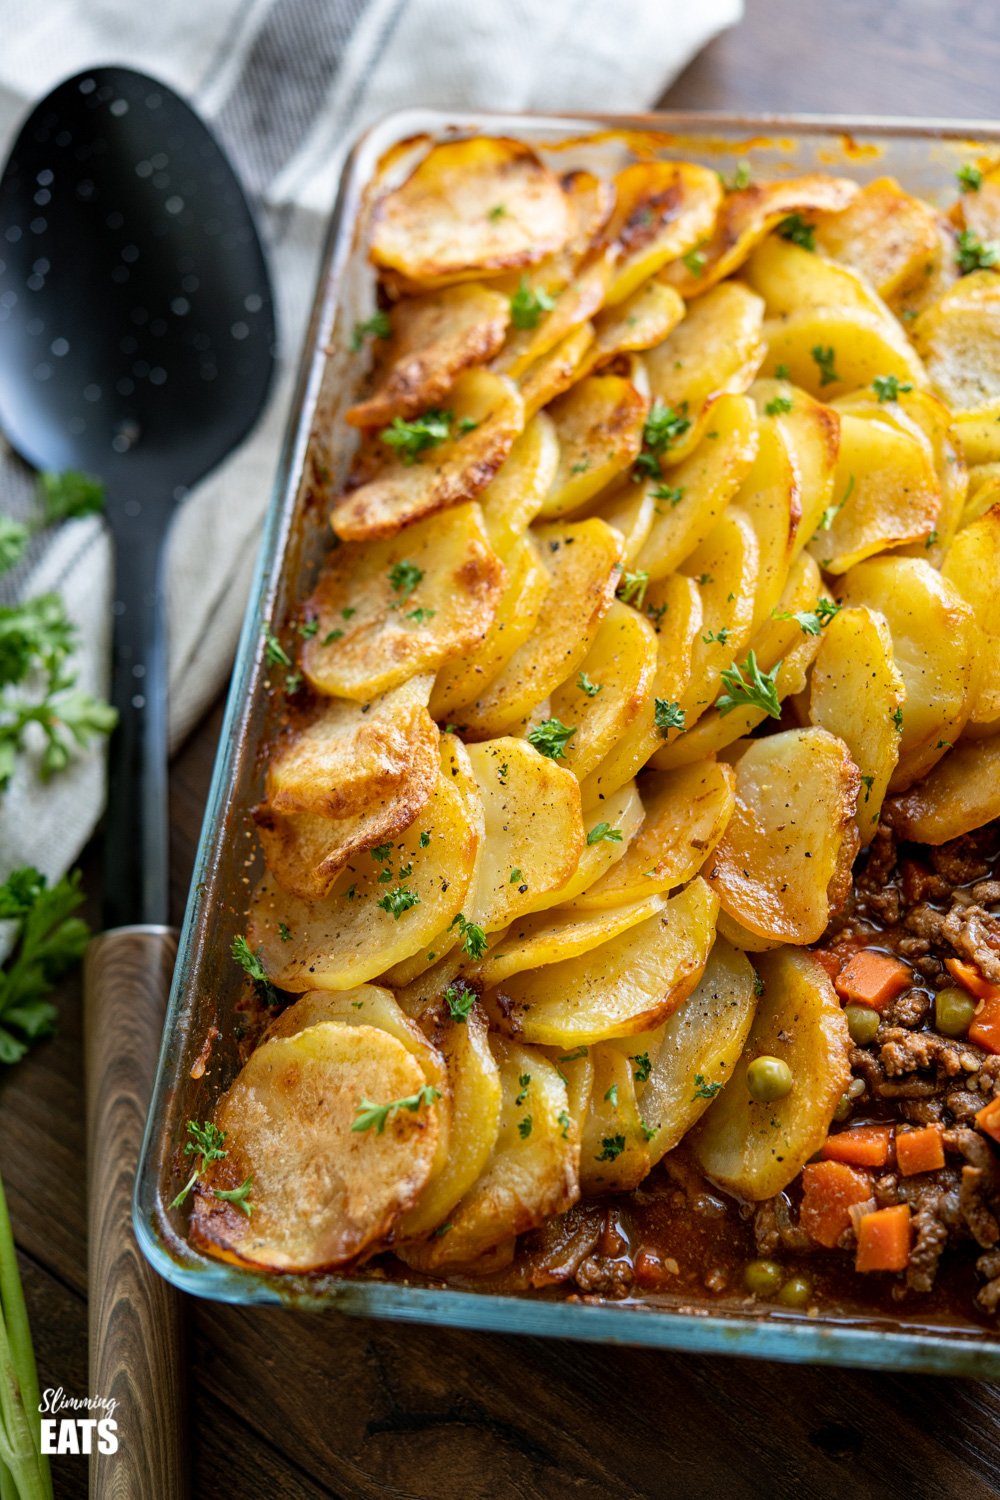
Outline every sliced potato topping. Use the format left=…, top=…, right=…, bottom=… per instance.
left=302, top=502, right=505, bottom=702
left=913, top=270, right=1000, bottom=411
left=371, top=137, right=572, bottom=286
left=346, top=284, right=510, bottom=427
left=580, top=1044, right=652, bottom=1193
left=602, top=160, right=723, bottom=304
left=332, top=369, right=525, bottom=540
left=477, top=410, right=559, bottom=557
left=885, top=738, right=1000, bottom=845
left=545, top=600, right=659, bottom=781
left=812, top=176, right=943, bottom=303
left=538, top=374, right=648, bottom=519
left=474, top=892, right=667, bottom=989
left=644, top=282, right=766, bottom=436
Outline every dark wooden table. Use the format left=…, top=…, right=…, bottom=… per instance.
left=16, top=1, right=1000, bottom=1494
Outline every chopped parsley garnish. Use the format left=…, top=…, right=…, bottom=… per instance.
left=892, top=705, right=904, bottom=733
left=377, top=886, right=421, bottom=919
left=350, top=310, right=391, bottom=352
left=753, top=972, right=765, bottom=997
left=616, top=569, right=649, bottom=609
left=956, top=228, right=998, bottom=274
left=518, top=1116, right=533, bottom=1139
left=262, top=625, right=292, bottom=668
left=510, top=867, right=522, bottom=883
left=450, top=912, right=488, bottom=960
left=516, top=1073, right=531, bottom=1107
left=213, top=1178, right=254, bottom=1217
left=570, top=460, right=590, bottom=475
left=654, top=698, right=686, bottom=735
left=595, top=1135, right=626, bottom=1162
left=651, top=482, right=684, bottom=506
left=444, top=983, right=475, bottom=1023
left=646, top=601, right=669, bottom=626
left=557, top=1110, right=571, bottom=1139
left=860, top=773, right=875, bottom=803
left=631, top=1052, right=651, bottom=1084
left=634, top=399, right=691, bottom=479
left=488, top=203, right=507, bottom=220
left=380, top=409, right=452, bottom=462
left=587, top=822, right=623, bottom=846
left=774, top=363, right=790, bottom=379
left=872, top=374, right=913, bottom=402
left=604, top=1084, right=619, bottom=1107
left=388, top=560, right=424, bottom=599
left=715, top=651, right=783, bottom=719
left=719, top=161, right=752, bottom=193
left=702, top=627, right=730, bottom=645
left=777, top=213, right=816, bottom=251
left=231, top=935, right=276, bottom=1004
left=682, top=245, right=707, bottom=277
left=640, top=1122, right=660, bottom=1142
left=577, top=670, right=602, bottom=697
left=810, top=344, right=840, bottom=387
left=692, top=1073, right=723, bottom=1101
left=170, top=1120, right=228, bottom=1210
left=278, top=922, right=292, bottom=943
left=420, top=831, right=431, bottom=847
left=352, top=1085, right=441, bottom=1134
left=764, top=394, right=793, bottom=416
left=559, top=1046, right=589, bottom=1063
left=370, top=842, right=394, bottom=863
left=510, top=276, right=556, bottom=330
left=527, top=717, right=577, bottom=760
left=816, top=474, right=854, bottom=534
left=772, top=596, right=840, bottom=635
left=957, top=163, right=983, bottom=193
left=405, top=607, right=436, bottom=624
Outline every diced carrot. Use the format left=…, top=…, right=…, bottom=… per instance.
left=800, top=1160, right=873, bottom=1249
left=821, top=1123, right=894, bottom=1168
left=969, top=995, right=1000, bottom=1055
left=976, top=1097, right=1000, bottom=1145
left=855, top=1203, right=912, bottom=1273
left=835, top=949, right=912, bottom=1012
left=945, top=956, right=1000, bottom=1003
left=894, top=1125, right=945, bottom=1177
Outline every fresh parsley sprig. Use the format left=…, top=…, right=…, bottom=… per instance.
left=715, top=651, right=783, bottom=719
left=0, top=867, right=89, bottom=1064
left=352, top=1085, right=441, bottom=1134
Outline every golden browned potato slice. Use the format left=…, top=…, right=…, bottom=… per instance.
left=663, top=174, right=858, bottom=297
left=264, top=675, right=437, bottom=821
left=965, top=467, right=1000, bottom=521
left=839, top=555, right=979, bottom=789
left=302, top=502, right=504, bottom=702
left=579, top=1044, right=652, bottom=1193
left=812, top=176, right=944, bottom=303
left=560, top=168, right=616, bottom=259
left=952, top=163, right=1000, bottom=242
left=462, top=737, right=585, bottom=932
left=458, top=518, right=622, bottom=737
left=807, top=410, right=940, bottom=573
left=544, top=601, right=658, bottom=781
left=397, top=1003, right=503, bottom=1240
left=869, top=388, right=967, bottom=566
left=522, top=779, right=643, bottom=914
left=518, top=321, right=595, bottom=418
left=580, top=573, right=702, bottom=801
left=538, top=374, right=648, bottom=518
left=248, top=739, right=483, bottom=988
left=399, top=1038, right=577, bottom=1271
left=636, top=937, right=758, bottom=1163
left=429, top=535, right=548, bottom=720
left=332, top=369, right=524, bottom=540
left=808, top=605, right=906, bottom=841
left=345, top=284, right=510, bottom=427
left=602, top=161, right=723, bottom=304
left=191, top=1022, right=443, bottom=1271
left=694, top=948, right=850, bottom=1200
left=744, top=232, right=887, bottom=320
left=886, top=738, right=1000, bottom=844
left=583, top=279, right=686, bottom=374
left=749, top=380, right=840, bottom=552
left=733, top=418, right=801, bottom=630
left=634, top=392, right=759, bottom=581
left=893, top=217, right=960, bottom=321
left=475, top=892, right=667, bottom=988
left=494, top=250, right=612, bottom=380
left=644, top=283, right=766, bottom=453
left=705, top=729, right=860, bottom=945
left=487, top=877, right=718, bottom=1046
left=714, top=910, right=783, bottom=954
left=913, top=270, right=1000, bottom=411
left=370, top=137, right=572, bottom=286
left=942, top=502, right=1000, bottom=735
left=672, top=507, right=760, bottom=735
left=570, top=760, right=735, bottom=911
left=953, top=402, right=1000, bottom=466
left=589, top=483, right=656, bottom=566
left=653, top=553, right=823, bottom=769
left=760, top=305, right=926, bottom=400
left=477, top=411, right=559, bottom=557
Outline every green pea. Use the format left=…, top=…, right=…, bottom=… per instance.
left=777, top=1275, right=812, bottom=1309
left=744, top=1259, right=784, bottom=1297
left=746, top=1054, right=793, bottom=1102
left=844, top=1003, right=880, bottom=1046
left=935, top=986, right=977, bottom=1038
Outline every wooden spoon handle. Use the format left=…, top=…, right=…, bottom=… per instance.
left=85, top=926, right=188, bottom=1498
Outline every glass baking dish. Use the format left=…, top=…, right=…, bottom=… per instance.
left=135, top=107, right=1000, bottom=1376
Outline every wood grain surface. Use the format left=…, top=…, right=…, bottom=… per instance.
left=84, top=928, right=187, bottom=1498
left=13, top=2, right=1000, bottom=1496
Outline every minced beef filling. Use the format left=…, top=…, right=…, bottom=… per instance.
left=752, top=820, right=1000, bottom=1316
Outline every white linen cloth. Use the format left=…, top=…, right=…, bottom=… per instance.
left=0, top=0, right=742, bottom=883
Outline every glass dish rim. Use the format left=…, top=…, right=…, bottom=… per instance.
left=135, top=105, right=1000, bottom=1377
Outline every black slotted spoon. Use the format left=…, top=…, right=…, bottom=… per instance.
left=0, top=67, right=276, bottom=1496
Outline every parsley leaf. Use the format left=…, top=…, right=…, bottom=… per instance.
left=388, top=560, right=424, bottom=600
left=957, top=228, right=998, bottom=274
left=231, top=935, right=277, bottom=1004
left=692, top=1073, right=722, bottom=1101
left=957, top=163, right=984, bottom=192
left=518, top=1116, right=533, bottom=1139
left=810, top=344, right=840, bottom=387
left=444, top=983, right=475, bottom=1023
left=719, top=162, right=752, bottom=193
left=715, top=651, right=783, bottom=719
left=682, top=245, right=707, bottom=277
left=377, top=886, right=421, bottom=919
left=631, top=1052, right=651, bottom=1084
left=777, top=213, right=816, bottom=252
left=650, top=483, right=684, bottom=506
left=527, top=717, right=577, bottom=760
left=587, top=822, right=623, bottom=846
left=595, top=1134, right=625, bottom=1162
left=616, top=569, right=649, bottom=609
left=352, top=1085, right=442, bottom=1134
left=379, top=409, right=453, bottom=462
left=0, top=518, right=29, bottom=575
left=764, top=394, right=793, bottom=416
left=577, top=670, right=602, bottom=697
left=350, top=311, right=391, bottom=352
left=510, top=276, right=556, bottom=330
left=450, top=912, right=488, bottom=960
left=872, top=374, right=913, bottom=403
left=634, top=400, right=691, bottom=478
left=213, top=1177, right=254, bottom=1217
left=0, top=866, right=88, bottom=1064
left=772, top=596, right=840, bottom=636
left=170, top=1119, right=229, bottom=1210
left=654, top=698, right=685, bottom=735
